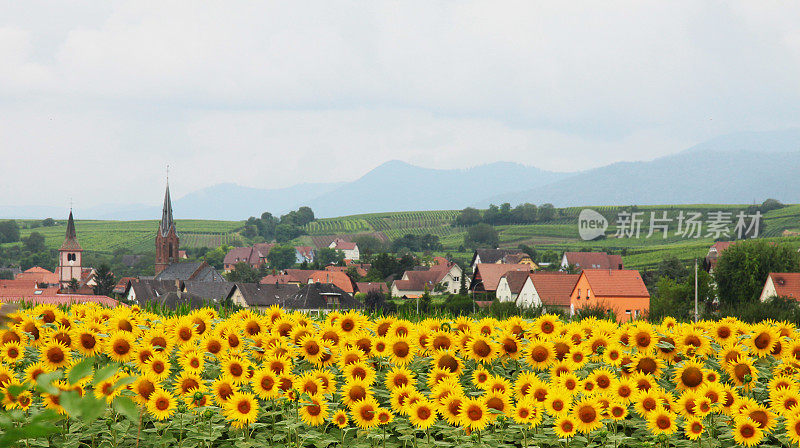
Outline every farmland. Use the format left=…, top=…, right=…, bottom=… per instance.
left=5, top=204, right=799, bottom=270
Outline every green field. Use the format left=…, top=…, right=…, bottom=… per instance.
left=7, top=204, right=800, bottom=270
left=13, top=219, right=244, bottom=253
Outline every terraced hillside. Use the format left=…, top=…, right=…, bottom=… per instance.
left=14, top=219, right=244, bottom=253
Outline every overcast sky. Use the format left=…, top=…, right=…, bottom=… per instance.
left=1, top=1, right=799, bottom=208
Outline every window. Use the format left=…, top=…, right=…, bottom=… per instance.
left=586, top=290, right=590, bottom=300
left=625, top=310, right=631, bottom=314
left=577, top=289, right=581, bottom=298
left=67, top=253, right=76, bottom=262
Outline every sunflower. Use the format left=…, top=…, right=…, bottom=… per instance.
left=674, top=359, right=706, bottom=391
left=265, top=354, right=292, bottom=375
left=143, top=352, right=171, bottom=382
left=483, top=391, right=511, bottom=421
left=298, top=334, right=326, bottom=365
left=174, top=371, right=204, bottom=396
left=350, top=397, right=381, bottom=430
left=733, top=417, right=764, bottom=447
left=178, top=348, right=204, bottom=373
left=572, top=397, right=603, bottom=434
left=377, top=408, right=393, bottom=425
left=588, top=367, right=615, bottom=392
left=70, top=326, right=102, bottom=356
left=224, top=392, right=259, bottom=428
left=332, top=409, right=349, bottom=428
left=676, top=327, right=710, bottom=357
left=224, top=355, right=252, bottom=384
left=313, top=369, right=336, bottom=395
left=557, top=372, right=581, bottom=393
left=0, top=341, right=23, bottom=364
left=202, top=334, right=224, bottom=356
left=107, top=331, right=135, bottom=363
left=747, top=324, right=778, bottom=357
left=524, top=338, right=555, bottom=369
left=646, top=409, right=677, bottom=435
left=439, top=393, right=465, bottom=425
left=39, top=339, right=72, bottom=370
left=608, top=402, right=628, bottom=420
left=299, top=394, right=330, bottom=426
left=294, top=371, right=323, bottom=397
left=459, top=397, right=490, bottom=431
left=431, top=349, right=463, bottom=374
left=726, top=355, right=757, bottom=389
left=533, top=314, right=561, bottom=337
left=554, top=415, right=578, bottom=438
left=513, top=398, right=543, bottom=426
left=430, top=330, right=454, bottom=352
left=544, top=388, right=571, bottom=416
left=211, top=376, right=239, bottom=405
left=630, top=352, right=664, bottom=377
left=342, top=378, right=372, bottom=407
left=786, top=413, right=800, bottom=445
left=771, top=389, right=800, bottom=416
left=147, top=388, right=177, bottom=420
left=132, top=376, right=157, bottom=405
left=409, top=398, right=437, bottom=429
left=388, top=336, right=416, bottom=366
left=385, top=366, right=415, bottom=391
left=464, top=334, right=497, bottom=364
left=251, top=368, right=280, bottom=400
left=343, top=361, right=376, bottom=385
left=634, top=388, right=662, bottom=417
left=629, top=323, right=655, bottom=352
left=472, top=366, right=491, bottom=389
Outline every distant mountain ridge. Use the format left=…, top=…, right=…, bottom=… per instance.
left=2, top=129, right=798, bottom=220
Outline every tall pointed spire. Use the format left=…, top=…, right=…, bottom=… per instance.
left=60, top=210, right=82, bottom=251
left=159, top=183, right=175, bottom=237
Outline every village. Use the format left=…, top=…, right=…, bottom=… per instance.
left=2, top=181, right=797, bottom=323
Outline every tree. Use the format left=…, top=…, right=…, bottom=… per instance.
left=345, top=266, right=362, bottom=283
left=316, top=248, right=345, bottom=267
left=760, top=198, right=784, bottom=213
left=364, top=289, right=391, bottom=313
left=67, top=278, right=79, bottom=293
left=655, top=255, right=689, bottom=283
left=464, top=224, right=499, bottom=249
left=538, top=203, right=556, bottom=221
left=352, top=235, right=386, bottom=257
left=23, top=232, right=45, bottom=253
left=518, top=244, right=537, bottom=261
left=225, top=262, right=262, bottom=283
left=294, top=207, right=315, bottom=226
left=267, top=245, right=297, bottom=270
left=204, top=245, right=230, bottom=270
left=455, top=208, right=482, bottom=227
left=715, top=240, right=800, bottom=307
left=512, top=203, right=537, bottom=224
left=275, top=224, right=303, bottom=243
left=483, top=205, right=501, bottom=225
left=92, top=264, right=116, bottom=296
left=41, top=218, right=56, bottom=227
left=0, top=221, right=19, bottom=244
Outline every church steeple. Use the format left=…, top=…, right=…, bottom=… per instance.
left=159, top=183, right=175, bottom=237
left=60, top=210, right=82, bottom=252
left=155, top=180, right=180, bottom=276
left=58, top=209, right=83, bottom=289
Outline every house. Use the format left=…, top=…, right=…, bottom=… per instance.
left=0, top=294, right=118, bottom=307
left=283, top=269, right=317, bottom=284
left=498, top=272, right=579, bottom=312
left=260, top=274, right=296, bottom=285
left=760, top=273, right=800, bottom=301
left=495, top=271, right=533, bottom=304
left=329, top=238, right=360, bottom=261
left=356, top=282, right=389, bottom=295
left=391, top=259, right=463, bottom=297
left=223, top=247, right=261, bottom=272
left=705, top=241, right=737, bottom=273
left=295, top=246, right=315, bottom=264
left=16, top=267, right=59, bottom=285
left=560, top=252, right=623, bottom=271
left=228, top=283, right=300, bottom=310
left=124, top=280, right=178, bottom=306
left=469, top=263, right=533, bottom=295
left=153, top=261, right=225, bottom=282
left=470, top=249, right=535, bottom=271
left=305, top=271, right=355, bottom=294
left=569, top=269, right=649, bottom=322
left=182, top=281, right=236, bottom=303
left=280, top=283, right=364, bottom=316
left=112, top=277, right=137, bottom=295
left=325, top=264, right=370, bottom=277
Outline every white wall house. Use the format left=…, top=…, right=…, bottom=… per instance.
left=438, top=263, right=463, bottom=295
left=329, top=239, right=360, bottom=261
left=497, top=275, right=543, bottom=308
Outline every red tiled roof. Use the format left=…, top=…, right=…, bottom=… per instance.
left=581, top=269, right=649, bottom=298
left=326, top=265, right=369, bottom=277
left=766, top=273, right=800, bottom=299
left=356, top=282, right=389, bottom=294
left=393, top=269, right=447, bottom=293
left=223, top=247, right=260, bottom=266
left=295, top=246, right=314, bottom=259
left=563, top=252, right=623, bottom=270
left=113, top=277, right=136, bottom=294
left=260, top=274, right=294, bottom=285
left=284, top=269, right=317, bottom=283
left=15, top=267, right=59, bottom=284
left=529, top=272, right=580, bottom=307
left=472, top=264, right=532, bottom=292
left=331, top=238, right=357, bottom=250
left=306, top=270, right=354, bottom=293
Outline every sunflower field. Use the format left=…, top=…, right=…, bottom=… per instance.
left=1, top=303, right=800, bottom=448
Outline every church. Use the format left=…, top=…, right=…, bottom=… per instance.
left=149, top=182, right=223, bottom=282
left=55, top=210, right=96, bottom=292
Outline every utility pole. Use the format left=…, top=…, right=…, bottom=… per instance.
left=694, top=258, right=698, bottom=323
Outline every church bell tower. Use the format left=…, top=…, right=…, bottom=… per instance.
left=58, top=210, right=83, bottom=289
left=155, top=182, right=180, bottom=275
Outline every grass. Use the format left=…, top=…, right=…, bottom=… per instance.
left=6, top=204, right=799, bottom=270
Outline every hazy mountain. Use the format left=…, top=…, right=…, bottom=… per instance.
left=3, top=129, right=799, bottom=220
left=481, top=148, right=800, bottom=207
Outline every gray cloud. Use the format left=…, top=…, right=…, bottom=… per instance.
left=0, top=1, right=798, bottom=207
